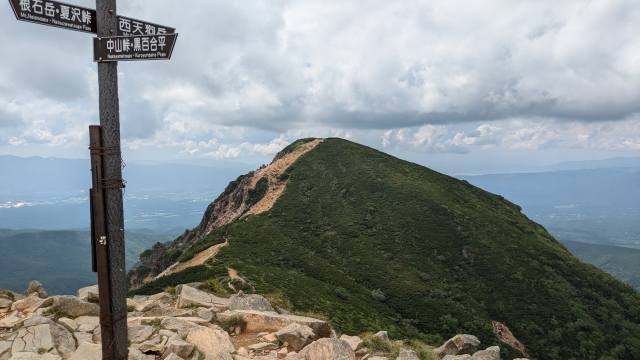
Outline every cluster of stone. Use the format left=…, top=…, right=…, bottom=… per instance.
left=0, top=281, right=527, bottom=360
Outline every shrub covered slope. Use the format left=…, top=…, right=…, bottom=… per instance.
left=132, top=138, right=640, bottom=359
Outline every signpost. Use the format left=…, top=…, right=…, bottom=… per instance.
left=8, top=0, right=178, bottom=358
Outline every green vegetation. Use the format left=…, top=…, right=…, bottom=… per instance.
left=198, top=279, right=230, bottom=297
left=176, top=232, right=226, bottom=263
left=560, top=240, right=640, bottom=291
left=218, top=315, right=247, bottom=332
left=245, top=177, right=269, bottom=207
left=0, top=230, right=174, bottom=295
left=0, top=289, right=15, bottom=301
left=360, top=333, right=436, bottom=360
left=132, top=138, right=640, bottom=359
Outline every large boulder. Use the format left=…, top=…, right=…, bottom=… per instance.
left=23, top=281, right=48, bottom=299
left=374, top=331, right=389, bottom=341
left=396, top=348, right=420, bottom=360
left=8, top=353, right=62, bottom=360
left=276, top=323, right=315, bottom=351
left=0, top=298, right=13, bottom=310
left=434, top=335, right=480, bottom=358
left=229, top=292, right=274, bottom=312
left=297, top=338, right=356, bottom=360
left=159, top=317, right=209, bottom=336
left=216, top=310, right=328, bottom=335
left=185, top=325, right=235, bottom=357
left=0, top=311, right=25, bottom=330
left=128, top=325, right=154, bottom=343
left=176, top=285, right=229, bottom=309
left=11, top=293, right=43, bottom=312
left=77, top=285, right=99, bottom=303
left=339, top=335, right=362, bottom=351
left=470, top=346, right=500, bottom=360
left=11, top=315, right=76, bottom=358
left=162, top=339, right=195, bottom=359
left=68, top=342, right=102, bottom=360
left=51, top=296, right=100, bottom=317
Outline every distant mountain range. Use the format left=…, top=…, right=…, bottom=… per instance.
left=0, top=229, right=176, bottom=295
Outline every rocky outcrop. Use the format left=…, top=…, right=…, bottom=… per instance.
left=216, top=310, right=328, bottom=335
left=229, top=292, right=274, bottom=312
left=50, top=296, right=100, bottom=317
left=339, top=335, right=362, bottom=351
left=23, top=281, right=47, bottom=299
left=76, top=286, right=99, bottom=303
left=175, top=285, right=229, bottom=310
left=185, top=326, right=235, bottom=357
left=396, top=348, right=420, bottom=360
left=434, top=335, right=481, bottom=358
left=297, top=338, right=355, bottom=360
left=276, top=323, right=315, bottom=351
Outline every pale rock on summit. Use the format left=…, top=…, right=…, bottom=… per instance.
left=297, top=338, right=356, bottom=360
left=276, top=323, right=315, bottom=351
left=228, top=291, right=274, bottom=312
left=434, top=334, right=481, bottom=358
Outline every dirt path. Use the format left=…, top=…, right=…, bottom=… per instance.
left=155, top=240, right=228, bottom=279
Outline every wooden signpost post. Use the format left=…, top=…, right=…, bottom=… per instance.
left=8, top=0, right=178, bottom=358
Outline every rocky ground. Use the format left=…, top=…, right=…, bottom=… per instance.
left=0, top=281, right=526, bottom=360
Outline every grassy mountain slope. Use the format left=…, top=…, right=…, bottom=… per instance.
left=560, top=240, right=640, bottom=291
left=132, top=138, right=640, bottom=360
left=0, top=230, right=174, bottom=295
left=548, top=219, right=640, bottom=247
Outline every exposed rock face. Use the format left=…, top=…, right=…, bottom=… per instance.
left=11, top=315, right=76, bottom=359
left=373, top=331, right=389, bottom=341
left=434, top=335, right=481, bottom=358
left=76, top=285, right=99, bottom=303
left=297, top=338, right=356, bottom=360
left=23, top=281, right=47, bottom=299
left=339, top=335, right=362, bottom=351
left=51, top=296, right=100, bottom=317
left=229, top=293, right=274, bottom=312
left=10, top=294, right=43, bottom=312
left=469, top=346, right=500, bottom=360
left=175, top=285, right=229, bottom=309
left=276, top=323, right=315, bottom=351
left=68, top=342, right=101, bottom=360
left=396, top=348, right=420, bottom=360
left=217, top=310, right=328, bottom=335
left=185, top=326, right=235, bottom=358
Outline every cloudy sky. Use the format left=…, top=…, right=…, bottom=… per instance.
left=1, top=0, right=639, bottom=173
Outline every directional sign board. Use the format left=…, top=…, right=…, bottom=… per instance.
left=8, top=0, right=96, bottom=33
left=8, top=0, right=175, bottom=35
left=93, top=33, right=178, bottom=62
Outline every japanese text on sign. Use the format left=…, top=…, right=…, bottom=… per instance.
left=11, top=0, right=95, bottom=33
left=93, top=33, right=178, bottom=62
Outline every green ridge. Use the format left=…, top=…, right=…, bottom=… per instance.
left=132, top=138, right=640, bottom=360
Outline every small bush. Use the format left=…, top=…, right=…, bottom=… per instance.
left=142, top=319, right=162, bottom=332
left=127, top=305, right=136, bottom=312
left=42, top=307, right=71, bottom=321
left=361, top=333, right=436, bottom=360
left=0, top=289, right=15, bottom=301
left=264, top=293, right=292, bottom=312
left=371, top=289, right=386, bottom=301
left=218, top=316, right=247, bottom=332
left=335, top=286, right=350, bottom=300
left=164, top=286, right=176, bottom=295
left=198, top=279, right=230, bottom=297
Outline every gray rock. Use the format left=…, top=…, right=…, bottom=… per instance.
left=207, top=351, right=234, bottom=360
left=470, top=346, right=500, bottom=360
left=162, top=354, right=185, bottom=360
left=73, top=332, right=94, bottom=345
left=0, top=311, right=25, bottom=330
left=75, top=316, right=99, bottom=333
left=0, top=341, right=11, bottom=359
left=51, top=296, right=100, bottom=317
left=434, top=335, right=480, bottom=358
left=297, top=338, right=356, bottom=360
left=11, top=294, right=43, bottom=312
left=23, top=281, right=48, bottom=299
left=176, top=285, right=229, bottom=309
left=373, top=331, right=389, bottom=341
left=144, top=307, right=191, bottom=318
left=339, top=335, right=362, bottom=351
left=197, top=309, right=214, bottom=322
left=57, top=318, right=78, bottom=331
left=128, top=325, right=154, bottom=343
left=369, top=357, right=389, bottom=360
left=248, top=342, right=279, bottom=352
left=161, top=339, right=194, bottom=359
left=185, top=325, right=235, bottom=357
left=0, top=298, right=12, bottom=309
left=396, top=348, right=420, bottom=360
left=441, top=356, right=471, bottom=360
left=276, top=323, right=315, bottom=351
left=11, top=315, right=76, bottom=358
left=76, top=285, right=99, bottom=303
left=8, top=353, right=62, bottom=360
left=160, top=317, right=201, bottom=336
left=229, top=293, right=274, bottom=312
left=217, top=310, right=327, bottom=335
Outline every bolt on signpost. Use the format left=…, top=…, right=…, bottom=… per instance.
left=8, top=0, right=178, bottom=358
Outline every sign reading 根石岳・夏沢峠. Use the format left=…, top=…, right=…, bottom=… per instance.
left=93, top=33, right=178, bottom=62
left=8, top=0, right=176, bottom=36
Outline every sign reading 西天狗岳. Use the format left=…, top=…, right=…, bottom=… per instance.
left=8, top=0, right=176, bottom=36
left=93, top=33, right=178, bottom=62
left=8, top=0, right=96, bottom=33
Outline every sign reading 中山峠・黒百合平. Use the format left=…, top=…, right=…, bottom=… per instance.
left=93, top=33, right=178, bottom=62
left=8, top=0, right=176, bottom=35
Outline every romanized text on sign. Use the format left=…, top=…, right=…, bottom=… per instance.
left=9, top=0, right=96, bottom=33
left=8, top=0, right=176, bottom=36
left=93, top=33, right=178, bottom=62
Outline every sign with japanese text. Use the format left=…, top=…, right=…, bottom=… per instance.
left=8, top=0, right=176, bottom=36
left=9, top=0, right=96, bottom=33
left=93, top=33, right=178, bottom=62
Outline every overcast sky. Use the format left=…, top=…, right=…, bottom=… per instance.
left=1, top=0, right=639, bottom=172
